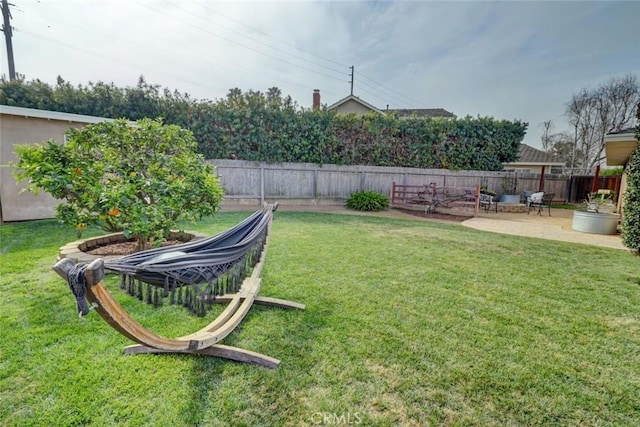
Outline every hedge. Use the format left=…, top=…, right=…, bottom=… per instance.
left=1, top=76, right=527, bottom=170
left=621, top=103, right=640, bottom=253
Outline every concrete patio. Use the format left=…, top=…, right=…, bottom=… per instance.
left=468, top=207, right=626, bottom=250
left=220, top=201, right=627, bottom=251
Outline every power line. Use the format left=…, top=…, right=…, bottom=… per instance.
left=357, top=71, right=426, bottom=108
left=156, top=1, right=424, bottom=109
left=136, top=0, right=347, bottom=84
left=355, top=77, right=421, bottom=109
left=18, top=25, right=332, bottom=102
left=19, top=0, right=344, bottom=101
left=22, top=2, right=324, bottom=95
left=16, top=0, right=431, bottom=110
left=344, top=65, right=419, bottom=109
left=168, top=0, right=348, bottom=78
left=193, top=1, right=349, bottom=70
left=17, top=28, right=235, bottom=94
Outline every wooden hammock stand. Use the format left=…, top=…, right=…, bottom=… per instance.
left=53, top=216, right=304, bottom=369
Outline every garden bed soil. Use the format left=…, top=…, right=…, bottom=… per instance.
left=86, top=239, right=186, bottom=256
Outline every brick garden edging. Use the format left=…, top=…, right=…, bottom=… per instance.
left=58, top=231, right=207, bottom=263
left=496, top=203, right=528, bottom=213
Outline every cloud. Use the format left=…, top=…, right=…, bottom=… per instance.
left=2, top=0, right=638, bottom=148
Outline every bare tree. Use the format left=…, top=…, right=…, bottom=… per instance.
left=541, top=120, right=553, bottom=152
left=566, top=74, right=639, bottom=170
left=546, top=131, right=582, bottom=168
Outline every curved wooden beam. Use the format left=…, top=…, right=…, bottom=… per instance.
left=123, top=343, right=280, bottom=369
left=212, top=295, right=306, bottom=310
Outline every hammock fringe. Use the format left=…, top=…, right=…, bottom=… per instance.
left=79, top=208, right=272, bottom=316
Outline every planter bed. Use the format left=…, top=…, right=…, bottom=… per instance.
left=496, top=203, right=528, bottom=213
left=58, top=231, right=205, bottom=263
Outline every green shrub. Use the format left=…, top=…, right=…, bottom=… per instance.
left=622, top=146, right=640, bottom=254
left=621, top=103, right=640, bottom=254
left=1, top=77, right=527, bottom=170
left=345, top=191, right=390, bottom=212
left=600, top=167, right=624, bottom=177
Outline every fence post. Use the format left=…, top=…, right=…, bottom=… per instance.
left=313, top=169, right=318, bottom=201
left=591, top=165, right=600, bottom=193
left=474, top=184, right=480, bottom=215
left=391, top=182, right=396, bottom=206
left=260, top=167, right=265, bottom=205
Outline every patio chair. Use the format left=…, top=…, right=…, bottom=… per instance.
left=479, top=192, right=497, bottom=213
left=528, top=192, right=554, bottom=216
left=521, top=190, right=534, bottom=204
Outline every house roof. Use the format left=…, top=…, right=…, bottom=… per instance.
left=388, top=108, right=456, bottom=118
left=604, top=127, right=638, bottom=166
left=326, top=95, right=454, bottom=118
left=506, top=144, right=564, bottom=166
left=607, top=127, right=636, bottom=135
left=0, top=105, right=115, bottom=124
left=326, top=95, right=386, bottom=115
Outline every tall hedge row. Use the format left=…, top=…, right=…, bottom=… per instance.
left=1, top=76, right=527, bottom=170
left=621, top=103, right=640, bottom=253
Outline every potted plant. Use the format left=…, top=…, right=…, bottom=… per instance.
left=585, top=191, right=616, bottom=213
left=572, top=192, right=619, bottom=235
left=498, top=175, right=520, bottom=203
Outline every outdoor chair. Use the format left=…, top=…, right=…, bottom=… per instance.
left=528, top=192, right=554, bottom=216
left=521, top=190, right=534, bottom=204
left=479, top=192, right=497, bottom=213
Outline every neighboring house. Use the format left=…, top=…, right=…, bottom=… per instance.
left=502, top=144, right=565, bottom=175
left=604, top=127, right=639, bottom=215
left=320, top=91, right=455, bottom=118
left=326, top=94, right=386, bottom=115
left=0, top=105, right=114, bottom=222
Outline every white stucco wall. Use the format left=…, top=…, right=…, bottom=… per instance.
left=0, top=109, right=108, bottom=221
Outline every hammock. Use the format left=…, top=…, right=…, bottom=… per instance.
left=102, top=205, right=273, bottom=315
left=53, top=204, right=305, bottom=368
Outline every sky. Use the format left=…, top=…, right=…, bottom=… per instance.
left=2, top=0, right=639, bottom=149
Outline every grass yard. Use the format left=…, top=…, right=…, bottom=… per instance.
left=1, top=211, right=639, bottom=426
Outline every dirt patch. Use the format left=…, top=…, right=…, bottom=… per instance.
left=86, top=239, right=186, bottom=256
left=394, top=208, right=469, bottom=223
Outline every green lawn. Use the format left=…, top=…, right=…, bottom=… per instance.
left=1, top=212, right=639, bottom=426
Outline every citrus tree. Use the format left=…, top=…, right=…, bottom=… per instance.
left=14, top=118, right=224, bottom=251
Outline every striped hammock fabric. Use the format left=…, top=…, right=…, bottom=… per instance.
left=68, top=205, right=275, bottom=316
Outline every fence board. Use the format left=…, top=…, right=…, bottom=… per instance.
left=209, top=159, right=572, bottom=204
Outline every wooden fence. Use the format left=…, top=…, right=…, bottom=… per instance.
left=208, top=159, right=572, bottom=205
left=2, top=157, right=616, bottom=222
left=566, top=175, right=622, bottom=204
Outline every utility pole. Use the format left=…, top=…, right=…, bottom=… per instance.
left=349, top=65, right=354, bottom=96
left=541, top=120, right=552, bottom=152
left=1, top=0, right=16, bottom=80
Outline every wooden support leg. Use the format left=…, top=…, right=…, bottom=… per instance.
left=211, top=294, right=305, bottom=310
left=253, top=296, right=306, bottom=310
left=123, top=343, right=281, bottom=369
